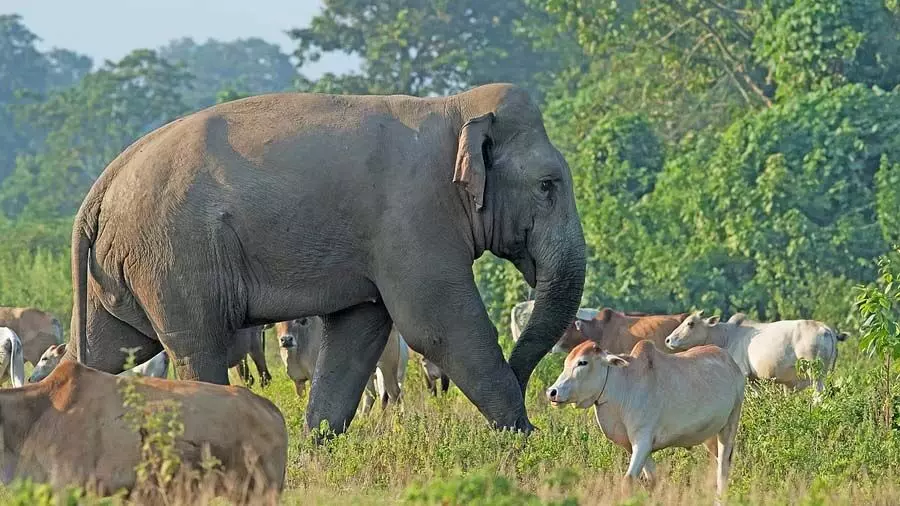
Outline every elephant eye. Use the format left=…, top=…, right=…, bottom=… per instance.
left=540, top=179, right=554, bottom=193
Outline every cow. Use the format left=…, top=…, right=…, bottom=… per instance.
left=664, top=311, right=847, bottom=401
left=0, top=360, right=287, bottom=501
left=276, top=318, right=409, bottom=410
left=0, top=327, right=24, bottom=388
left=509, top=299, right=598, bottom=353
left=547, top=340, right=744, bottom=500
left=0, top=307, right=63, bottom=366
left=28, top=343, right=170, bottom=383
left=568, top=308, right=689, bottom=355
left=28, top=329, right=268, bottom=385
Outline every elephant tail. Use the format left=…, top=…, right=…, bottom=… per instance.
left=71, top=193, right=102, bottom=365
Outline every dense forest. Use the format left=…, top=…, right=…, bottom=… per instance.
left=2, top=0, right=900, bottom=336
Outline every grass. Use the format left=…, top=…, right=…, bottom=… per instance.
left=1, top=248, right=898, bottom=504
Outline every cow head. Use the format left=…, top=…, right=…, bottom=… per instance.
left=546, top=340, right=628, bottom=409
left=28, top=343, right=67, bottom=383
left=664, top=310, right=720, bottom=351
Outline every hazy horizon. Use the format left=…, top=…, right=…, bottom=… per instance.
left=4, top=0, right=361, bottom=79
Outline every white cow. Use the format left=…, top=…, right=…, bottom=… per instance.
left=28, top=343, right=170, bottom=383
left=509, top=299, right=598, bottom=353
left=547, top=340, right=744, bottom=499
left=276, top=317, right=409, bottom=411
left=0, top=327, right=25, bottom=388
left=664, top=311, right=847, bottom=399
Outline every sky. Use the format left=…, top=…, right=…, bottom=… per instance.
left=3, top=0, right=361, bottom=79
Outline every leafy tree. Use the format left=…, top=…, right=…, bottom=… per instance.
left=0, top=15, right=92, bottom=181
left=1, top=50, right=191, bottom=219
left=855, top=251, right=900, bottom=429
left=160, top=37, right=298, bottom=110
left=289, top=0, right=581, bottom=98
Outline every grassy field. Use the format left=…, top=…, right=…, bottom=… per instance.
left=1, top=250, right=899, bottom=505
left=238, top=329, right=897, bottom=505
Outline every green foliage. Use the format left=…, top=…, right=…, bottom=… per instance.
left=1, top=49, right=192, bottom=219
left=160, top=37, right=298, bottom=110
left=854, top=251, right=900, bottom=428
left=0, top=14, right=91, bottom=182
left=755, top=0, right=900, bottom=99
left=289, top=0, right=582, bottom=98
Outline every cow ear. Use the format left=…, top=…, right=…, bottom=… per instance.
left=574, top=319, right=588, bottom=333
left=453, top=112, right=495, bottom=211
left=605, top=354, right=629, bottom=367
left=706, top=315, right=720, bottom=325
left=598, top=308, right=613, bottom=323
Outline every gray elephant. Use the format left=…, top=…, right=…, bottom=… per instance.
left=66, top=83, right=586, bottom=435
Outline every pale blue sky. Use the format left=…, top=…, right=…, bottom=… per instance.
left=4, top=0, right=361, bottom=79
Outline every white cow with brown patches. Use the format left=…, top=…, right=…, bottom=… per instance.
left=547, top=340, right=745, bottom=500
left=664, top=311, right=847, bottom=400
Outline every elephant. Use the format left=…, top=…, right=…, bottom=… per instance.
left=65, top=83, right=586, bottom=435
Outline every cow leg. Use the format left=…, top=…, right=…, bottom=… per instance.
left=440, top=373, right=451, bottom=394
left=625, top=439, right=653, bottom=480
left=248, top=331, right=272, bottom=387
left=361, top=374, right=377, bottom=414
left=715, top=399, right=743, bottom=500
left=294, top=378, right=308, bottom=397
left=641, top=455, right=657, bottom=483
left=238, top=357, right=255, bottom=386
left=306, top=302, right=392, bottom=436
left=422, top=363, right=438, bottom=396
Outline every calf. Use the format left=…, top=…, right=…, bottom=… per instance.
left=664, top=311, right=846, bottom=399
left=0, top=306, right=63, bottom=366
left=0, top=327, right=24, bottom=388
left=28, top=343, right=170, bottom=383
left=569, top=308, right=689, bottom=355
left=509, top=299, right=599, bottom=353
left=1, top=361, right=287, bottom=500
left=547, top=340, right=744, bottom=499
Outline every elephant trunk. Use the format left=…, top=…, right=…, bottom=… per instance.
left=507, top=233, right=586, bottom=395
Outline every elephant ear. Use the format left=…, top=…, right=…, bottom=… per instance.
left=453, top=112, right=495, bottom=211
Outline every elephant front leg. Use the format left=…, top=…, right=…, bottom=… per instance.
left=378, top=268, right=532, bottom=432
left=306, top=302, right=392, bottom=437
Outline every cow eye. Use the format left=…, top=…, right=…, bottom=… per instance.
left=576, top=360, right=588, bottom=367
left=687, top=321, right=694, bottom=328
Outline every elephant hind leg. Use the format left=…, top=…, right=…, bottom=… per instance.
left=306, top=302, right=392, bottom=436
left=79, top=294, right=162, bottom=374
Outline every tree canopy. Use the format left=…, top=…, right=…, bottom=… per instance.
left=3, top=1, right=899, bottom=331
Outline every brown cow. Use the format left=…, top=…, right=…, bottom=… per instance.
left=561, top=308, right=689, bottom=355
left=0, top=361, right=287, bottom=501
left=0, top=307, right=63, bottom=365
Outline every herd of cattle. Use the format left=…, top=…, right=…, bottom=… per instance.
left=0, top=301, right=849, bottom=502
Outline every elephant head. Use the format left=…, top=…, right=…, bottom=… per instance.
left=453, top=84, right=587, bottom=394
